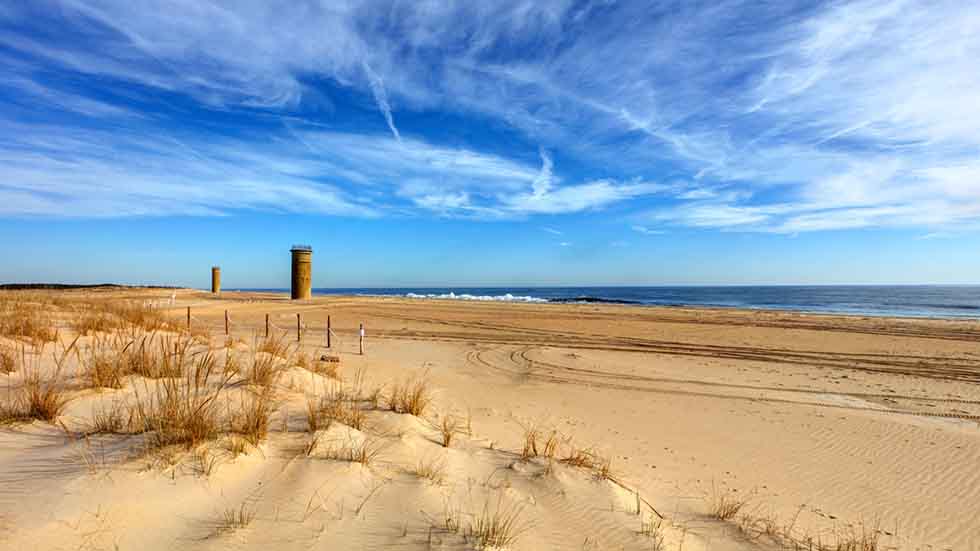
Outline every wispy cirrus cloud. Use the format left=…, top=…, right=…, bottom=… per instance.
left=1, top=0, right=979, bottom=232
left=363, top=61, right=401, bottom=142
left=0, top=119, right=664, bottom=218
left=631, top=225, right=665, bottom=235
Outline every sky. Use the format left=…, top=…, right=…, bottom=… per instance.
left=1, top=0, right=979, bottom=287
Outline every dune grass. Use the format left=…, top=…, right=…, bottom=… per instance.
left=640, top=514, right=666, bottom=550
left=413, top=456, right=447, bottom=485
left=72, top=311, right=122, bottom=336
left=81, top=333, right=189, bottom=390
left=321, top=437, right=384, bottom=466
left=708, top=484, right=750, bottom=521
left=86, top=401, right=129, bottom=434
left=215, top=502, right=255, bottom=535
left=128, top=350, right=233, bottom=452
left=307, top=386, right=366, bottom=431
left=464, top=496, right=527, bottom=549
left=230, top=389, right=275, bottom=446
left=0, top=297, right=58, bottom=343
left=439, top=414, right=460, bottom=448
left=248, top=337, right=289, bottom=388
left=0, top=345, right=17, bottom=374
left=387, top=375, right=431, bottom=416
left=0, top=366, right=70, bottom=424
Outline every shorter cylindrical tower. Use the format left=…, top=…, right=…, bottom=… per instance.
left=211, top=266, right=221, bottom=294
left=290, top=245, right=312, bottom=300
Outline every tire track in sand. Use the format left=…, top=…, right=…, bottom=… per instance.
left=464, top=346, right=980, bottom=421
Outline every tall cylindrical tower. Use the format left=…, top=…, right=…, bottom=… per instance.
left=290, top=245, right=312, bottom=300
left=211, top=266, right=221, bottom=294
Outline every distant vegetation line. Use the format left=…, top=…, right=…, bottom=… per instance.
left=0, top=283, right=180, bottom=290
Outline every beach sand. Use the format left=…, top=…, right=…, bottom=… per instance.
left=2, top=288, right=979, bottom=550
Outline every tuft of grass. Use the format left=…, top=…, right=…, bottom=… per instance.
left=193, top=446, right=220, bottom=476
left=413, top=456, right=447, bottom=485
left=830, top=520, right=881, bottom=551
left=107, top=300, right=168, bottom=332
left=0, top=345, right=17, bottom=374
left=593, top=456, right=613, bottom=481
left=217, top=502, right=255, bottom=534
left=126, top=335, right=186, bottom=379
left=87, top=401, right=128, bottom=434
left=305, top=396, right=328, bottom=432
left=520, top=425, right=560, bottom=460
left=560, top=446, right=596, bottom=468
left=225, top=435, right=249, bottom=457
left=388, top=375, right=431, bottom=416
left=257, top=337, right=288, bottom=359
left=521, top=426, right=539, bottom=459
left=308, top=386, right=366, bottom=430
left=82, top=337, right=126, bottom=389
left=708, top=484, right=749, bottom=521
left=559, top=445, right=615, bottom=483
left=443, top=503, right=461, bottom=534
left=464, top=496, right=527, bottom=549
left=311, top=356, right=341, bottom=379
left=231, top=390, right=274, bottom=446
left=247, top=393, right=275, bottom=439
left=129, top=351, right=231, bottom=452
left=1, top=366, right=70, bottom=424
left=82, top=334, right=193, bottom=389
left=365, top=385, right=383, bottom=409
left=640, top=514, right=666, bottom=550
left=542, top=430, right=559, bottom=458
left=248, top=338, right=287, bottom=388
left=321, top=437, right=383, bottom=466
left=0, top=298, right=58, bottom=343
left=439, top=414, right=459, bottom=448
left=223, top=349, right=241, bottom=377
left=72, top=311, right=121, bottom=336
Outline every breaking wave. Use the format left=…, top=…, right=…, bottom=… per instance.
left=404, top=292, right=547, bottom=303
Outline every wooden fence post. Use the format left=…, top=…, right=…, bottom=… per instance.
left=359, top=322, right=364, bottom=355
left=265, top=314, right=269, bottom=338
left=224, top=310, right=229, bottom=335
left=327, top=315, right=331, bottom=348
left=186, top=306, right=191, bottom=331
left=296, top=313, right=301, bottom=342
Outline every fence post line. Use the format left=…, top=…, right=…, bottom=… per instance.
left=265, top=314, right=270, bottom=338
left=296, top=313, right=301, bottom=342
left=327, top=315, right=331, bottom=348
left=186, top=306, right=191, bottom=331
left=224, top=310, right=229, bottom=335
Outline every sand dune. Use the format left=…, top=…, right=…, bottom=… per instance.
left=2, top=288, right=979, bottom=550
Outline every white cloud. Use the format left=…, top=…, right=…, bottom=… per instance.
left=363, top=61, right=401, bottom=142
left=631, top=225, right=665, bottom=235
left=531, top=149, right=554, bottom=196
left=2, top=1, right=980, bottom=230
left=502, top=179, right=665, bottom=215
left=0, top=119, right=660, bottom=218
left=542, top=227, right=563, bottom=235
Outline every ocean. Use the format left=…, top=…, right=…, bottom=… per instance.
left=234, top=286, right=980, bottom=319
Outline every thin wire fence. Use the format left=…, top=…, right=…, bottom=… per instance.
left=180, top=307, right=354, bottom=354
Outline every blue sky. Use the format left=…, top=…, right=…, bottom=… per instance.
left=1, top=0, right=979, bottom=287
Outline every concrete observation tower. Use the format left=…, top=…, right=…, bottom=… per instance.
left=290, top=245, right=313, bottom=300
left=211, top=266, right=221, bottom=294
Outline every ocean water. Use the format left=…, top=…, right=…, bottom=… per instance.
left=235, top=286, right=980, bottom=319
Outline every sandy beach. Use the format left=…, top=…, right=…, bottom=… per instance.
left=2, top=288, right=979, bottom=550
